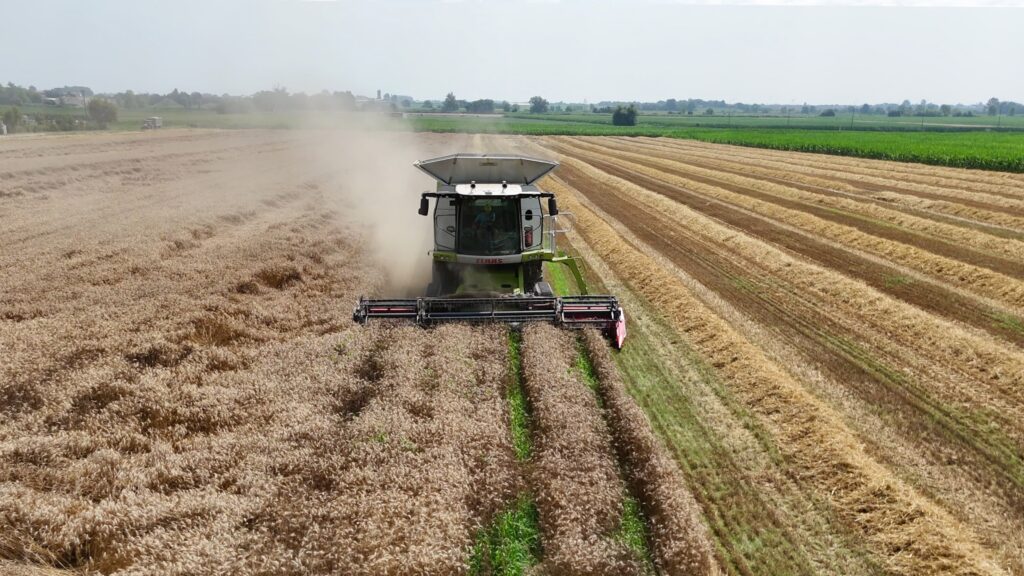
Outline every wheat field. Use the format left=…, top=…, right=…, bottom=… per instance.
left=1, top=130, right=721, bottom=575
left=3, top=128, right=1022, bottom=574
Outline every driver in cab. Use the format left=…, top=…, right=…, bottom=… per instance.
left=473, top=204, right=496, bottom=242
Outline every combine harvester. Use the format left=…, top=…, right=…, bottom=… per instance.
left=353, top=154, right=626, bottom=348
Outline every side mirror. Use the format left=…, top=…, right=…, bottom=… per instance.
left=524, top=209, right=534, bottom=221
left=418, top=197, right=429, bottom=216
left=548, top=197, right=559, bottom=216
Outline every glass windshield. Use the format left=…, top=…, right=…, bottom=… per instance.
left=459, top=197, right=520, bottom=255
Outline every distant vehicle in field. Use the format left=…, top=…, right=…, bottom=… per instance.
left=142, top=117, right=163, bottom=130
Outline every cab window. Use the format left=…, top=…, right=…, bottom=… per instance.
left=458, top=198, right=519, bottom=255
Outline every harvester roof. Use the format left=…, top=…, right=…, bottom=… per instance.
left=415, top=154, right=558, bottom=186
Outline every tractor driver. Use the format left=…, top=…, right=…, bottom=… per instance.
left=473, top=203, right=496, bottom=228
left=472, top=203, right=497, bottom=246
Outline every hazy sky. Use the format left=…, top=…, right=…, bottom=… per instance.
left=4, top=0, right=1022, bottom=104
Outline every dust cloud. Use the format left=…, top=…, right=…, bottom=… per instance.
left=300, top=114, right=459, bottom=297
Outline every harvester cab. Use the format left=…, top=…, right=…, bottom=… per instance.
left=353, top=154, right=626, bottom=348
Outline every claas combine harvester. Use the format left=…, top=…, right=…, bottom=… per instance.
left=353, top=154, right=627, bottom=348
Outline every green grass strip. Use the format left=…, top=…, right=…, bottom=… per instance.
left=469, top=495, right=542, bottom=575
left=543, top=260, right=576, bottom=296
left=986, top=309, right=1024, bottom=336
left=615, top=495, right=656, bottom=575
left=507, top=330, right=530, bottom=461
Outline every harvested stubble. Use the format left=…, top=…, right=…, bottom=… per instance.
left=635, top=136, right=1024, bottom=199
left=622, top=136, right=1024, bottom=221
left=543, top=174, right=1006, bottom=575
left=598, top=136, right=1024, bottom=247
left=542, top=156, right=1024, bottom=431
left=519, top=324, right=640, bottom=575
left=535, top=142, right=1024, bottom=570
left=581, top=330, right=718, bottom=576
left=550, top=138, right=1024, bottom=311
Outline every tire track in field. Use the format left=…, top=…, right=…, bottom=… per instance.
left=570, top=137, right=1024, bottom=275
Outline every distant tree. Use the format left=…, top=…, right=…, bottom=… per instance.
left=334, top=90, right=356, bottom=110
left=665, top=98, right=678, bottom=112
left=121, top=90, right=142, bottom=109
left=500, top=100, right=511, bottom=112
left=529, top=96, right=549, bottom=114
left=887, top=109, right=902, bottom=117
left=819, top=109, right=836, bottom=117
left=859, top=103, right=871, bottom=114
left=87, top=99, right=117, bottom=128
left=939, top=104, right=952, bottom=116
left=1010, top=106, right=1017, bottom=117
left=987, top=97, right=1000, bottom=116
left=704, top=108, right=714, bottom=116
left=423, top=100, right=434, bottom=110
left=253, top=88, right=289, bottom=112
left=169, top=88, right=199, bottom=109
left=466, top=99, right=495, bottom=113
left=2, top=106, right=21, bottom=132
left=442, top=92, right=459, bottom=112
left=511, top=104, right=520, bottom=113
left=611, top=105, right=638, bottom=126
left=800, top=103, right=810, bottom=115
left=190, top=91, right=203, bottom=109
left=401, top=99, right=412, bottom=108
left=290, top=92, right=309, bottom=109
